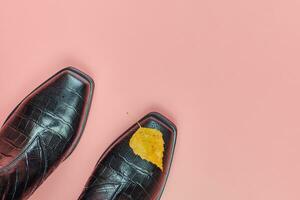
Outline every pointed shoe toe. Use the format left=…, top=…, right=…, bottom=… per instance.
left=79, top=112, right=176, bottom=200
left=0, top=67, right=94, bottom=200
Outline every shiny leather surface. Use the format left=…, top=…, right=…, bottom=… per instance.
left=0, top=67, right=94, bottom=200
left=79, top=112, right=176, bottom=200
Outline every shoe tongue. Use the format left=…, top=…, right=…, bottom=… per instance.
left=129, top=127, right=164, bottom=171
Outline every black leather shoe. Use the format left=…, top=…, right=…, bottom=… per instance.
left=0, top=67, right=94, bottom=200
left=79, top=112, right=176, bottom=200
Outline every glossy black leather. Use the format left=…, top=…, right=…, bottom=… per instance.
left=0, top=67, right=94, bottom=200
left=79, top=112, right=176, bottom=200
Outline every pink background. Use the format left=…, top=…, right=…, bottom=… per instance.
left=1, top=0, right=300, bottom=199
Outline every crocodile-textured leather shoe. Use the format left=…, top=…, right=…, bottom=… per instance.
left=0, top=67, right=94, bottom=200
left=78, top=112, right=176, bottom=200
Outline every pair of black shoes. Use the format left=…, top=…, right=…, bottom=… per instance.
left=0, top=67, right=177, bottom=200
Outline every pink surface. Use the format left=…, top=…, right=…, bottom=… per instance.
left=1, top=0, right=300, bottom=199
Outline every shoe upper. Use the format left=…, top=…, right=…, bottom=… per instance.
left=0, top=67, right=93, bottom=200
left=79, top=112, right=176, bottom=200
